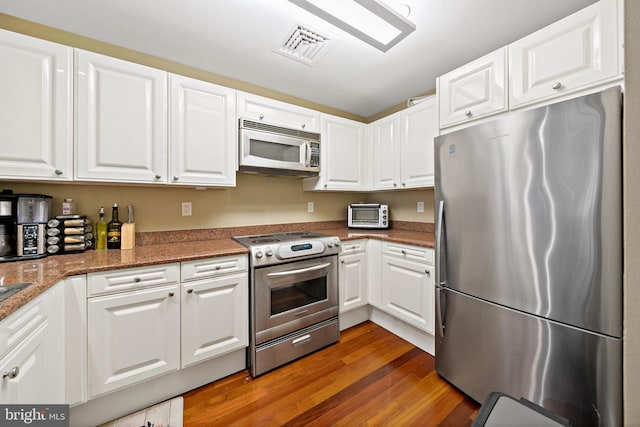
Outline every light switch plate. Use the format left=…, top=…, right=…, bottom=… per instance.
left=308, top=202, right=314, bottom=213
left=417, top=201, right=424, bottom=213
left=182, top=202, right=192, bottom=216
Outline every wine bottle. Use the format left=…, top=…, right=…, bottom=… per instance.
left=107, top=203, right=122, bottom=249
left=95, top=207, right=107, bottom=250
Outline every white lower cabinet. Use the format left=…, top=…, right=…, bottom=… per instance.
left=0, top=284, right=65, bottom=404
left=379, top=242, right=435, bottom=334
left=338, top=240, right=367, bottom=313
left=181, top=263, right=248, bottom=367
left=87, top=284, right=181, bottom=398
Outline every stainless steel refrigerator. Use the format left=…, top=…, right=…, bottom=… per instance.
left=434, top=87, right=622, bottom=427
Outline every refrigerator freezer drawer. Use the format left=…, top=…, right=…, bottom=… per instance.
left=435, top=288, right=621, bottom=427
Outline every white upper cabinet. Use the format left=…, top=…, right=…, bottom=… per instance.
left=169, top=74, right=237, bottom=187
left=399, top=96, right=438, bottom=188
left=509, top=0, right=621, bottom=108
left=75, top=50, right=168, bottom=183
left=237, top=91, right=320, bottom=132
left=303, top=114, right=366, bottom=191
left=0, top=29, right=73, bottom=181
left=369, top=114, right=401, bottom=190
left=438, top=47, right=507, bottom=129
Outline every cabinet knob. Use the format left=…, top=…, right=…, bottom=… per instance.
left=465, top=110, right=472, bottom=117
left=168, top=292, right=175, bottom=297
left=187, top=289, right=194, bottom=294
left=324, top=184, right=328, bottom=188
left=215, top=265, right=221, bottom=270
left=401, top=250, right=407, bottom=255
left=134, top=277, right=141, bottom=283
left=173, top=176, right=179, bottom=181
left=3, top=367, right=19, bottom=380
left=259, top=114, right=264, bottom=120
left=552, top=82, right=562, bottom=90
left=54, top=169, right=63, bottom=176
left=425, top=270, right=431, bottom=276
left=393, top=183, right=397, bottom=187
left=341, top=260, right=345, bottom=264
left=155, top=175, right=162, bottom=180
left=402, top=182, right=406, bottom=187
left=301, top=123, right=306, bottom=129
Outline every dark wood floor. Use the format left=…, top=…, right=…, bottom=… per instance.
left=183, top=321, right=480, bottom=426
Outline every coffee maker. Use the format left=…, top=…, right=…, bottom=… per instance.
left=0, top=190, right=51, bottom=262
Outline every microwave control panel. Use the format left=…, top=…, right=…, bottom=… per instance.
left=309, top=142, right=320, bottom=167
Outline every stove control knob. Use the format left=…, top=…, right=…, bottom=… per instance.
left=327, top=241, right=334, bottom=248
left=255, top=249, right=264, bottom=258
left=334, top=239, right=341, bottom=247
left=265, top=248, right=274, bottom=257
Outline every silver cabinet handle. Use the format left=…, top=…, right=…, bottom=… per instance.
left=425, top=269, right=431, bottom=276
left=301, top=123, right=306, bottom=129
left=393, top=183, right=397, bottom=187
left=168, top=292, right=175, bottom=297
left=134, top=277, right=141, bottom=283
left=173, top=176, right=179, bottom=181
left=401, top=250, right=407, bottom=255
left=3, top=367, right=19, bottom=379
left=155, top=175, right=161, bottom=180
left=552, top=82, right=562, bottom=90
left=259, top=113, right=264, bottom=120
left=54, top=169, right=63, bottom=175
left=187, top=289, right=194, bottom=294
left=215, top=265, right=221, bottom=270
left=341, top=260, right=345, bottom=264
left=465, top=110, right=472, bottom=117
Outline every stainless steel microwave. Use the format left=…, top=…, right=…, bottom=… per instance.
left=348, top=204, right=389, bottom=229
left=238, top=118, right=320, bottom=177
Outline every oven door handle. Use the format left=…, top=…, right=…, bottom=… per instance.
left=266, top=262, right=331, bottom=277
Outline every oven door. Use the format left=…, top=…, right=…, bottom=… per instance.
left=253, top=255, right=338, bottom=344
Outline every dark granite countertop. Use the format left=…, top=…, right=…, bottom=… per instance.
left=0, top=223, right=434, bottom=321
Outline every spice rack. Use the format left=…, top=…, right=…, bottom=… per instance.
left=46, top=215, right=94, bottom=254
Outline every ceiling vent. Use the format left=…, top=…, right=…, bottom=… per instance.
left=273, top=24, right=336, bottom=66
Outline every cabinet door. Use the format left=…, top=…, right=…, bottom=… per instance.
left=306, top=114, right=366, bottom=191
left=509, top=0, right=620, bottom=108
left=0, top=322, right=51, bottom=404
left=369, top=114, right=401, bottom=190
left=339, top=252, right=367, bottom=313
left=438, top=47, right=507, bottom=129
left=400, top=96, right=438, bottom=188
left=76, top=50, right=168, bottom=183
left=181, top=272, right=248, bottom=367
left=0, top=29, right=73, bottom=181
left=381, top=255, right=434, bottom=333
left=169, top=74, right=237, bottom=186
left=237, top=91, right=320, bottom=132
left=87, top=284, right=180, bottom=398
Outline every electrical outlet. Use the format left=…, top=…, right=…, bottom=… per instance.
left=181, top=202, right=192, bottom=216
left=307, top=202, right=314, bottom=213
left=417, top=201, right=425, bottom=213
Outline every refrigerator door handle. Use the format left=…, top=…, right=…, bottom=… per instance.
left=435, top=200, right=446, bottom=287
left=435, top=285, right=446, bottom=338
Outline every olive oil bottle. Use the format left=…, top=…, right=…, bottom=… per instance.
left=107, top=203, right=122, bottom=249
left=95, top=206, right=107, bottom=250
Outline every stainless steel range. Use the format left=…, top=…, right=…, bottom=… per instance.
left=233, top=231, right=341, bottom=376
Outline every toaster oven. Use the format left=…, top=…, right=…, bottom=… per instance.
left=348, top=204, right=388, bottom=229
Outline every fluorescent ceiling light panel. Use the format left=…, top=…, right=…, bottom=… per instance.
left=289, top=0, right=416, bottom=52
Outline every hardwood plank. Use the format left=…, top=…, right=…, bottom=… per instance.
left=183, top=321, right=480, bottom=426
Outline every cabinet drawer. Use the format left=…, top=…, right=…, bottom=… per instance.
left=0, top=294, right=47, bottom=358
left=181, top=255, right=248, bottom=282
left=87, top=263, right=180, bottom=297
left=237, top=91, right=320, bottom=132
left=381, top=242, right=434, bottom=264
left=340, top=239, right=367, bottom=255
